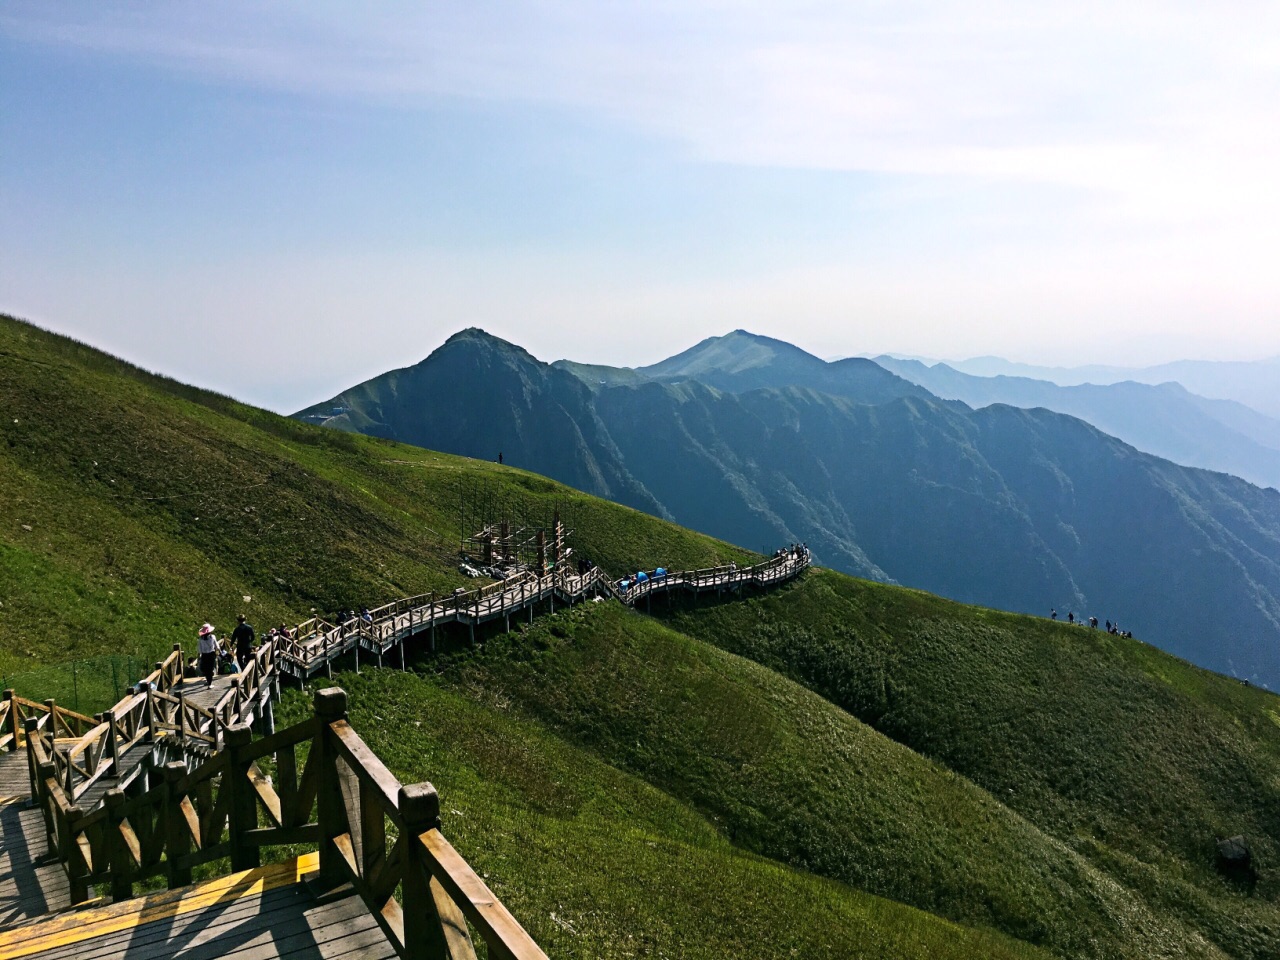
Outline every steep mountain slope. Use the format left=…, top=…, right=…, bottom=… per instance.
left=875, top=357, right=1280, bottom=489
left=435, top=601, right=1259, bottom=960
left=301, top=327, right=1280, bottom=688
left=278, top=669, right=1051, bottom=960
left=296, top=328, right=666, bottom=517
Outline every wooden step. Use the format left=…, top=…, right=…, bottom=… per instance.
left=0, top=852, right=396, bottom=960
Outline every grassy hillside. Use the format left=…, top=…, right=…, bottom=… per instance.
left=433, top=601, right=1274, bottom=959
left=276, top=670, right=1049, bottom=960
left=660, top=571, right=1280, bottom=958
left=0, top=313, right=749, bottom=676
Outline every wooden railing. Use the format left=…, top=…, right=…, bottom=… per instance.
left=29, top=641, right=279, bottom=804
left=272, top=549, right=809, bottom=679
left=1, top=689, right=98, bottom=754
left=19, top=548, right=806, bottom=804
left=13, top=548, right=810, bottom=955
left=28, top=686, right=547, bottom=959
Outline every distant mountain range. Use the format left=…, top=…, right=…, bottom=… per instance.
left=939, top=354, right=1280, bottom=420
left=873, top=357, right=1280, bottom=490
left=296, top=329, right=1280, bottom=688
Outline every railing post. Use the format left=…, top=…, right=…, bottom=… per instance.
left=104, top=787, right=133, bottom=902
left=44, top=699, right=57, bottom=738
left=98, top=711, right=120, bottom=775
left=224, top=723, right=260, bottom=871
left=400, top=782, right=460, bottom=959
left=314, top=687, right=348, bottom=888
left=64, top=803, right=92, bottom=904
left=2, top=689, right=16, bottom=751
left=143, top=688, right=156, bottom=744
left=35, top=756, right=56, bottom=843
left=260, top=682, right=276, bottom=735
left=23, top=716, right=43, bottom=814
left=163, top=761, right=193, bottom=889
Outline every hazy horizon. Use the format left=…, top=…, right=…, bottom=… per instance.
left=4, top=3, right=1280, bottom=412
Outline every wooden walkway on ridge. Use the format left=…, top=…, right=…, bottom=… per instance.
left=0, top=549, right=810, bottom=959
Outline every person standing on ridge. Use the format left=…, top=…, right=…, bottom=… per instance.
left=197, top=623, right=218, bottom=687
left=232, top=613, right=255, bottom=671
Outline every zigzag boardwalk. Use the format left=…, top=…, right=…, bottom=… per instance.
left=0, top=549, right=809, bottom=958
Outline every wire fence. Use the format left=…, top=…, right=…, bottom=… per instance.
left=0, top=655, right=154, bottom=716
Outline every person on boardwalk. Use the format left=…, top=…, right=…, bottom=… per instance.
left=232, top=613, right=255, bottom=671
left=197, top=623, right=218, bottom=687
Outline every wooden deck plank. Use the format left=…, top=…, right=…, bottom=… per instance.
left=23, top=887, right=395, bottom=960
left=0, top=751, right=30, bottom=799
left=25, top=886, right=375, bottom=960
left=0, top=799, right=72, bottom=926
left=0, top=853, right=322, bottom=959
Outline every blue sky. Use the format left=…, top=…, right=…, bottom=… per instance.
left=3, top=2, right=1279, bottom=412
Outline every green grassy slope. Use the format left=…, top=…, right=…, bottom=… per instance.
left=660, top=571, right=1280, bottom=958
left=0, top=313, right=750, bottom=676
left=277, top=670, right=1049, bottom=960
left=435, top=601, right=1250, bottom=960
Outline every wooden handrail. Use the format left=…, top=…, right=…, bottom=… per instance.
left=15, top=549, right=811, bottom=954
left=28, top=686, right=548, bottom=958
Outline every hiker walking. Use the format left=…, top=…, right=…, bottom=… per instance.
left=197, top=623, right=219, bottom=687
left=232, top=613, right=255, bottom=670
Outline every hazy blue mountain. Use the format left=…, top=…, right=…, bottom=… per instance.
left=945, top=355, right=1280, bottom=418
left=296, top=328, right=669, bottom=518
left=298, top=328, right=1280, bottom=688
left=635, top=330, right=932, bottom=404
left=874, top=356, right=1280, bottom=489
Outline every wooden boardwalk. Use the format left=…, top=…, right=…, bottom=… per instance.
left=0, top=751, right=28, bottom=800
left=0, top=548, right=810, bottom=959
left=0, top=853, right=396, bottom=960
left=278, top=550, right=812, bottom=681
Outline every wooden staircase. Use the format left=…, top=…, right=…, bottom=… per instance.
left=0, top=547, right=811, bottom=958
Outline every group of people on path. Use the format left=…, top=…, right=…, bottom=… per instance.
left=1050, top=608, right=1133, bottom=638
left=777, top=543, right=810, bottom=563
left=191, top=615, right=296, bottom=687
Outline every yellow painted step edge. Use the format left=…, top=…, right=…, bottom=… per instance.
left=0, top=851, right=320, bottom=960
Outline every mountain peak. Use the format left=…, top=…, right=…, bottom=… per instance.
left=641, top=330, right=824, bottom=380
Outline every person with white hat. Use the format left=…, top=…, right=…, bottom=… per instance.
left=197, top=623, right=218, bottom=687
